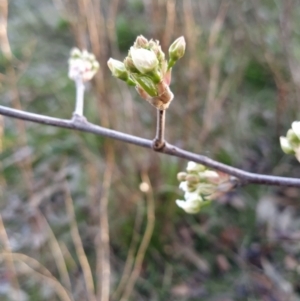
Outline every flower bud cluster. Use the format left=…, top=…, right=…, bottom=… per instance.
left=280, top=121, right=300, bottom=162
left=107, top=35, right=186, bottom=110
left=68, top=48, right=99, bottom=82
left=176, top=162, right=232, bottom=214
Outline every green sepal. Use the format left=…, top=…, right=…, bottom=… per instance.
left=131, top=74, right=157, bottom=97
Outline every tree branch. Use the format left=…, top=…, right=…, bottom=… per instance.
left=0, top=104, right=299, bottom=187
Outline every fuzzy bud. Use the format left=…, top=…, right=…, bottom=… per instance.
left=68, top=48, right=99, bottom=82
left=70, top=47, right=81, bottom=58
left=176, top=198, right=202, bottom=214
left=199, top=170, right=220, bottom=184
left=177, top=172, right=187, bottom=181
left=280, top=136, right=295, bottom=154
left=134, top=35, right=148, bottom=48
left=107, top=58, right=128, bottom=81
left=124, top=57, right=139, bottom=73
left=186, top=174, right=200, bottom=184
left=168, top=36, right=186, bottom=68
left=130, top=48, right=159, bottom=74
left=186, top=162, right=206, bottom=173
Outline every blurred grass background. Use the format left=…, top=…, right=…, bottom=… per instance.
left=1, top=0, right=300, bottom=300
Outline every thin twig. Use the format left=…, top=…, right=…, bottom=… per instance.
left=0, top=105, right=299, bottom=187
left=0, top=214, right=21, bottom=301
left=153, top=109, right=166, bottom=150
left=96, top=145, right=114, bottom=301
left=39, top=213, right=72, bottom=291
left=64, top=182, right=96, bottom=301
left=119, top=171, right=155, bottom=301
left=112, top=194, right=144, bottom=300
left=0, top=252, right=73, bottom=301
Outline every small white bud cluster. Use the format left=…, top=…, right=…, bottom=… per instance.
left=280, top=121, right=300, bottom=162
left=107, top=35, right=186, bottom=110
left=176, top=162, right=232, bottom=214
left=68, top=48, right=99, bottom=82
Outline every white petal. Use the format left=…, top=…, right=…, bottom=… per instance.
left=131, top=48, right=158, bottom=74
left=186, top=161, right=205, bottom=172
left=186, top=161, right=197, bottom=172
left=179, top=181, right=188, bottom=192
left=197, top=183, right=216, bottom=196
left=280, top=136, right=294, bottom=154
left=176, top=199, right=201, bottom=214
left=184, top=191, right=202, bottom=202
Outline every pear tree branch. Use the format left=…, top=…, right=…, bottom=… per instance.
left=0, top=104, right=299, bottom=187
left=153, top=109, right=166, bottom=150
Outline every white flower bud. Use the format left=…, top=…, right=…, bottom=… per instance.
left=176, top=198, right=201, bottom=214
left=81, top=50, right=90, bottom=60
left=179, top=181, right=188, bottom=192
left=93, top=61, right=100, bottom=70
left=186, top=161, right=205, bottom=172
left=280, top=136, right=294, bottom=154
left=177, top=172, right=187, bottom=181
left=107, top=58, right=128, bottom=81
left=68, top=49, right=99, bottom=82
left=70, top=47, right=81, bottom=58
left=169, top=36, right=186, bottom=61
left=68, top=58, right=85, bottom=80
left=196, top=183, right=216, bottom=196
left=184, top=191, right=203, bottom=202
left=199, top=170, right=220, bottom=184
left=130, top=48, right=159, bottom=74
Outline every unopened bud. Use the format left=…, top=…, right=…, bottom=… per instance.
left=186, top=182, right=198, bottom=192
left=124, top=56, right=139, bottom=73
left=134, top=35, right=148, bottom=48
left=286, top=129, right=299, bottom=144
left=168, top=36, right=186, bottom=68
left=130, top=48, right=159, bottom=74
left=280, top=136, right=294, bottom=154
left=107, top=58, right=128, bottom=81
left=200, top=170, right=220, bottom=184
left=93, top=61, right=100, bottom=70
left=177, top=172, right=187, bottom=181
left=81, top=50, right=90, bottom=60
left=176, top=196, right=202, bottom=214
left=70, top=47, right=81, bottom=58
left=179, top=181, right=188, bottom=192
left=197, top=183, right=217, bottom=196
left=176, top=200, right=200, bottom=214
left=68, top=48, right=99, bottom=82
left=150, top=43, right=165, bottom=61
left=186, top=174, right=199, bottom=184
left=186, top=162, right=205, bottom=172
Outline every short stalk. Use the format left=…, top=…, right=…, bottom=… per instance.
left=153, top=109, right=166, bottom=150
left=73, top=77, right=85, bottom=116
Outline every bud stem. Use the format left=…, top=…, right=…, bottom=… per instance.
left=153, top=109, right=166, bottom=150
left=74, top=77, right=85, bottom=116
left=167, top=59, right=176, bottom=70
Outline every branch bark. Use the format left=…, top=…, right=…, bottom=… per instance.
left=0, top=105, right=299, bottom=187
left=153, top=109, right=166, bottom=150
